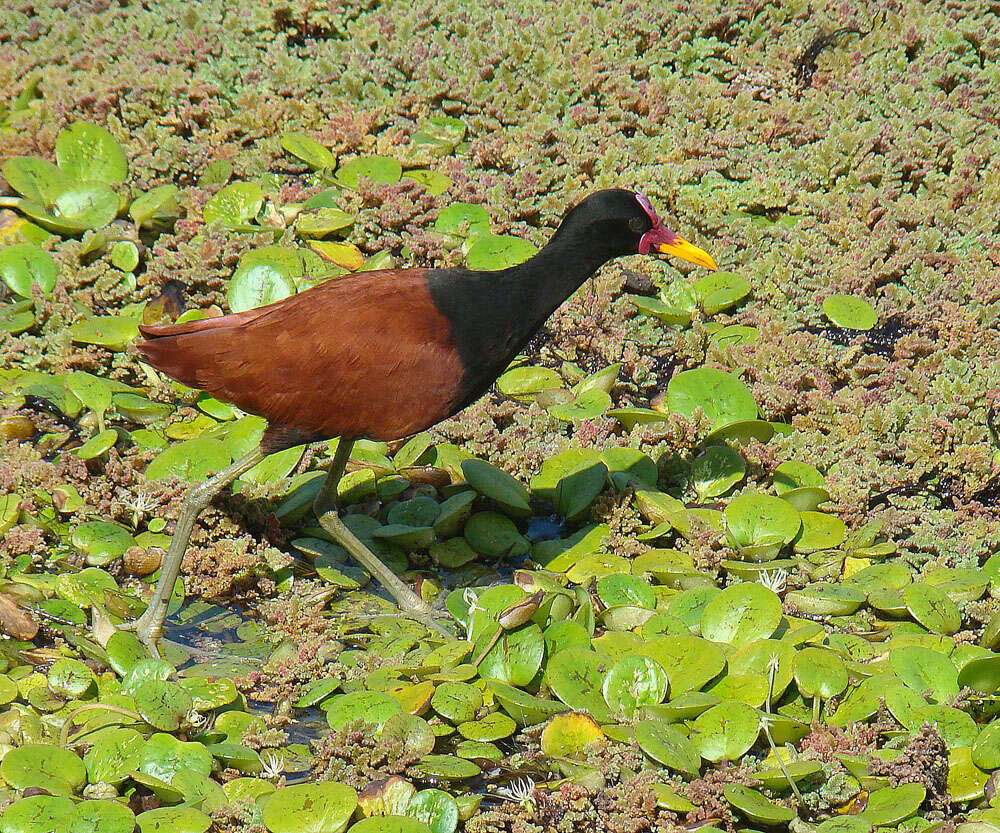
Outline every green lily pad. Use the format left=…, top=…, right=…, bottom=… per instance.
left=545, top=648, right=612, bottom=722
left=862, top=782, right=924, bottom=826
left=139, top=732, right=212, bottom=782
left=261, top=782, right=358, bottom=833
left=295, top=208, right=354, bottom=239
left=83, top=726, right=144, bottom=785
left=540, top=711, right=605, bottom=757
left=336, top=156, right=402, bottom=189
left=487, top=680, right=566, bottom=726
left=406, top=789, right=458, bottom=833
left=70, top=315, right=140, bottom=350
left=55, top=122, right=128, bottom=184
left=136, top=806, right=212, bottom=833
left=280, top=132, right=335, bottom=169
left=3, top=156, right=72, bottom=203
left=692, top=445, right=745, bottom=500
left=203, top=182, right=264, bottom=226
left=642, top=635, right=726, bottom=693
left=635, top=719, right=700, bottom=776
left=725, top=493, right=801, bottom=560
left=823, top=294, right=878, bottom=330
left=786, top=582, right=865, bottom=616
left=0, top=795, right=76, bottom=833
left=689, top=702, right=760, bottom=763
left=49, top=182, right=120, bottom=230
left=903, top=582, right=961, bottom=635
left=794, top=647, right=849, bottom=699
left=348, top=818, right=432, bottom=833
left=794, top=510, right=846, bottom=552
left=60, top=800, right=136, bottom=833
left=723, top=784, right=796, bottom=825
left=603, top=655, right=668, bottom=717
left=665, top=367, right=758, bottom=431
left=0, top=243, right=57, bottom=298
left=464, top=512, right=529, bottom=559
left=461, top=459, right=530, bottom=514
left=474, top=622, right=544, bottom=686
left=548, top=389, right=612, bottom=422
left=145, top=437, right=232, bottom=483
left=890, top=645, right=959, bottom=703
left=434, top=203, right=490, bottom=238
left=497, top=365, right=561, bottom=401
left=47, top=657, right=94, bottom=698
left=700, top=582, right=782, bottom=647
left=228, top=246, right=301, bottom=312
left=693, top=271, right=751, bottom=314
left=466, top=234, right=537, bottom=271
left=130, top=184, right=180, bottom=227
left=71, top=520, right=135, bottom=566
left=403, top=169, right=452, bottom=196
left=325, top=690, right=402, bottom=730
left=0, top=744, right=86, bottom=793
left=111, top=240, right=139, bottom=271
left=409, top=755, right=480, bottom=780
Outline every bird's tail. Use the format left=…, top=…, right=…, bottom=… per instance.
left=137, top=312, right=256, bottom=389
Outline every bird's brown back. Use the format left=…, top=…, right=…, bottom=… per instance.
left=138, top=269, right=465, bottom=450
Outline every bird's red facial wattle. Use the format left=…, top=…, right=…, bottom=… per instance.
left=634, top=192, right=718, bottom=270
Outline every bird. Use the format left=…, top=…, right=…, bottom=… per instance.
left=127, top=188, right=717, bottom=647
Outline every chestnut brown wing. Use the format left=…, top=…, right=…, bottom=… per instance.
left=138, top=269, right=465, bottom=443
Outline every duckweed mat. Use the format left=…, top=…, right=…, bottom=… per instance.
left=2, top=1, right=1000, bottom=832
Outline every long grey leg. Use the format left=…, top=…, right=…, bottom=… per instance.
left=313, top=440, right=453, bottom=639
left=127, top=449, right=266, bottom=647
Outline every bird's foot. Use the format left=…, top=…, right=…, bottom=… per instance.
left=398, top=602, right=458, bottom=640
left=117, top=609, right=164, bottom=658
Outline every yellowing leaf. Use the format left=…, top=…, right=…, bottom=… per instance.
left=309, top=241, right=365, bottom=271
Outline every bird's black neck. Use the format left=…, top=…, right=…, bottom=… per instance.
left=428, top=221, right=622, bottom=408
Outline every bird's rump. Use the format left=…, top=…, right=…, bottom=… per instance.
left=137, top=270, right=466, bottom=445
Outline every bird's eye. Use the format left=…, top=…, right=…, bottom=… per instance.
left=628, top=216, right=646, bottom=232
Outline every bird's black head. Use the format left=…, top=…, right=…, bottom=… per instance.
left=557, top=188, right=718, bottom=269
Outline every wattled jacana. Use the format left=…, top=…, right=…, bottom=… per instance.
left=129, top=189, right=717, bottom=646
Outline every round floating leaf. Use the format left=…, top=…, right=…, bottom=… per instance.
left=725, top=493, right=801, bottom=559
left=51, top=182, right=120, bottom=230
left=959, top=655, right=1000, bottom=695
left=823, top=294, right=878, bottom=330
left=457, top=711, right=516, bottom=742
left=635, top=719, right=700, bottom=776
left=464, top=512, right=529, bottom=559
left=723, top=784, right=795, bottom=826
left=890, top=645, right=959, bottom=703
left=603, top=655, right=668, bottom=717
left=690, top=702, right=760, bottom=763
left=228, top=246, right=300, bottom=312
left=693, top=271, right=751, bottom=314
left=406, top=789, right=458, bottom=833
left=130, top=184, right=179, bottom=227
left=642, top=635, right=726, bottom=693
left=325, top=691, right=402, bottom=730
left=408, top=755, right=480, bottom=781
left=347, top=818, right=431, bottom=833
left=136, top=806, right=212, bottom=833
left=596, top=574, right=656, bottom=610
left=773, top=460, right=825, bottom=494
left=487, top=680, right=566, bottom=726
left=545, top=648, right=612, bottom=722
left=83, top=727, right=144, bottom=785
left=280, top=132, right=335, bottom=169
left=785, top=582, right=865, bottom=616
left=692, top=445, right=745, bottom=500
left=793, top=510, right=846, bottom=552
left=110, top=240, right=139, bottom=272
left=431, top=682, right=482, bottom=724
left=462, top=459, right=529, bottom=514
left=2, top=156, right=71, bottom=203
left=547, top=388, right=612, bottom=423
left=71, top=520, right=135, bottom=566
left=973, top=722, right=1000, bottom=770
left=403, top=169, right=452, bottom=196
left=261, top=783, right=357, bottom=833
left=295, top=208, right=354, bottom=239
left=73, top=430, right=116, bottom=459
left=145, top=437, right=232, bottom=483
left=497, top=364, right=561, bottom=401
left=0, top=243, right=57, bottom=298
left=0, top=744, right=86, bottom=793
left=540, top=711, right=605, bottom=757
left=794, top=647, right=848, bottom=699
left=47, top=657, right=94, bottom=699
left=139, top=733, right=212, bottom=783
left=69, top=315, right=139, bottom=350
left=335, top=156, right=402, bottom=189
left=434, top=203, right=490, bottom=238
left=203, top=182, right=264, bottom=226
left=466, top=235, right=537, bottom=271
left=700, top=582, right=782, bottom=648
left=0, top=796, right=76, bottom=833
left=135, top=679, right=194, bottom=731
left=474, top=622, right=544, bottom=686
left=862, top=783, right=924, bottom=826
left=62, top=800, right=136, bottom=833
left=904, top=582, right=961, bottom=635
left=665, top=368, right=757, bottom=431
left=55, top=122, right=128, bottom=184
